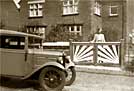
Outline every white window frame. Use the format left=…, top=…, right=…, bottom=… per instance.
left=109, top=6, right=118, bottom=16
left=131, top=29, right=134, bottom=44
left=27, top=26, right=46, bottom=38
left=68, top=25, right=82, bottom=36
left=62, top=0, right=79, bottom=15
left=28, top=0, right=45, bottom=17
left=94, top=1, right=101, bottom=16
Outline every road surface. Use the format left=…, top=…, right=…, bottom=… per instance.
left=0, top=72, right=134, bottom=91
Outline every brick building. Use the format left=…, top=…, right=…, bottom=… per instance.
left=0, top=0, right=128, bottom=42
left=19, top=0, right=103, bottom=41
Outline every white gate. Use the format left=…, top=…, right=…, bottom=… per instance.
left=70, top=41, right=121, bottom=66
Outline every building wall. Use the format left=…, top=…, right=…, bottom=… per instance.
left=45, top=0, right=102, bottom=41
left=19, top=0, right=28, bottom=28
left=126, top=0, right=134, bottom=40
left=1, top=0, right=125, bottom=42
left=20, top=0, right=101, bottom=41
left=0, top=0, right=21, bottom=31
left=125, top=0, right=134, bottom=56
left=90, top=0, right=102, bottom=41
left=102, top=0, right=124, bottom=42
left=43, top=0, right=94, bottom=41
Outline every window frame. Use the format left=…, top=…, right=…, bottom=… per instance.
left=28, top=0, right=45, bottom=18
left=62, top=0, right=79, bottom=15
left=68, top=25, right=82, bottom=36
left=94, top=1, right=101, bottom=16
left=27, top=26, right=46, bottom=38
left=131, top=29, right=134, bottom=44
left=109, top=5, right=118, bottom=16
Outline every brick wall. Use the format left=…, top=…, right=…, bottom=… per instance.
left=102, top=0, right=124, bottom=41
left=90, top=0, right=102, bottom=41
left=0, top=0, right=21, bottom=31
left=1, top=0, right=114, bottom=42
left=20, top=0, right=101, bottom=41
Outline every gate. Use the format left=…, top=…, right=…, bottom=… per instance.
left=70, top=41, right=122, bottom=66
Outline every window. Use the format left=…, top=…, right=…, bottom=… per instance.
left=64, top=25, right=82, bottom=36
left=28, top=0, right=45, bottom=17
left=109, top=6, right=118, bottom=16
left=132, top=30, right=134, bottom=44
left=27, top=26, right=46, bottom=38
left=62, top=0, right=79, bottom=15
left=128, top=29, right=134, bottom=44
left=0, top=36, right=25, bottom=49
left=94, top=1, right=101, bottom=16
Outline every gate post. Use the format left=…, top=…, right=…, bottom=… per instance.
left=93, top=43, right=98, bottom=65
left=120, top=39, right=125, bottom=69
left=69, top=39, right=73, bottom=62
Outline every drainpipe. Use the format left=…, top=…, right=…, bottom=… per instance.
left=122, top=0, right=126, bottom=40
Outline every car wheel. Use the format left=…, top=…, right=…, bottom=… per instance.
left=65, top=67, right=76, bottom=86
left=39, top=66, right=65, bottom=91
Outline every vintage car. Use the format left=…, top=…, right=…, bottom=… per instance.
left=0, top=29, right=66, bottom=91
left=30, top=42, right=76, bottom=86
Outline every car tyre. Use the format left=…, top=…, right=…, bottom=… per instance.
left=65, top=67, right=76, bottom=86
left=39, top=66, right=65, bottom=91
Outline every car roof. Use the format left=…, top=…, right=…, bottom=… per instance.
left=0, top=29, right=43, bottom=39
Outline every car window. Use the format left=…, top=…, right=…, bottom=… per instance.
left=0, top=35, right=25, bottom=49
left=28, top=37, right=42, bottom=49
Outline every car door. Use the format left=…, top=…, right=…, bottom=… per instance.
left=0, top=35, right=26, bottom=76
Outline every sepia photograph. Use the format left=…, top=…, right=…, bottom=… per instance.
left=0, top=0, right=134, bottom=91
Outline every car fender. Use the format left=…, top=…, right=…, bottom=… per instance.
left=22, top=62, right=65, bottom=80
left=65, top=61, right=75, bottom=69
left=65, top=56, right=75, bottom=69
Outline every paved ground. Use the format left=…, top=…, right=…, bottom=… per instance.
left=64, top=72, right=134, bottom=91
left=0, top=71, right=134, bottom=91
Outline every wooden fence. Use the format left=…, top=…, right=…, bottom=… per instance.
left=70, top=40, right=125, bottom=67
